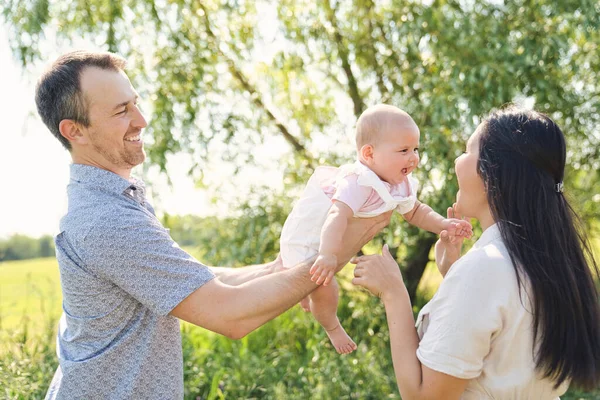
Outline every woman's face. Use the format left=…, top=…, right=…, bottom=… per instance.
left=454, top=125, right=489, bottom=220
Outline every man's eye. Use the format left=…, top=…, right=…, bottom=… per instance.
left=118, top=109, right=127, bottom=115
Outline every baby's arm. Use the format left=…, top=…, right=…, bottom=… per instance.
left=310, top=201, right=354, bottom=286
left=402, top=201, right=472, bottom=238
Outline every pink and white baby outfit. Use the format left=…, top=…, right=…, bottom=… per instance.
left=280, top=161, right=419, bottom=268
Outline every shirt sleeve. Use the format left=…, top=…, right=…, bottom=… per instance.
left=332, top=174, right=372, bottom=214
left=416, top=250, right=506, bottom=379
left=79, top=207, right=215, bottom=316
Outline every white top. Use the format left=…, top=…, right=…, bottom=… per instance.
left=330, top=162, right=419, bottom=217
left=416, top=224, right=569, bottom=399
left=279, top=162, right=418, bottom=268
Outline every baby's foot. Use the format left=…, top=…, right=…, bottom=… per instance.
left=326, top=324, right=357, bottom=354
left=299, top=297, right=311, bottom=312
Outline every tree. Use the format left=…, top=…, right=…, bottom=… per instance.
left=0, top=234, right=55, bottom=261
left=3, top=0, right=599, bottom=300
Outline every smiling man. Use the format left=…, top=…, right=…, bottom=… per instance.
left=37, top=50, right=391, bottom=399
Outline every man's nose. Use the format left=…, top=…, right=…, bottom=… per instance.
left=133, top=105, right=148, bottom=128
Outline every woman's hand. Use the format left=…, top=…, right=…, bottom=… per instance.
left=435, top=203, right=465, bottom=277
left=350, top=244, right=407, bottom=302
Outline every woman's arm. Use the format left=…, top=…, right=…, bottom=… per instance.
left=351, top=246, right=469, bottom=400
left=434, top=204, right=466, bottom=277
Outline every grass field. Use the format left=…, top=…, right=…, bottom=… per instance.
left=1, top=255, right=599, bottom=399
left=0, top=258, right=62, bottom=334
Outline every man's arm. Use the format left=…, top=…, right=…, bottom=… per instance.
left=171, top=258, right=317, bottom=339
left=210, top=256, right=281, bottom=286
left=171, top=210, right=393, bottom=339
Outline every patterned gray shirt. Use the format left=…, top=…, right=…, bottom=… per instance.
left=45, top=164, right=215, bottom=400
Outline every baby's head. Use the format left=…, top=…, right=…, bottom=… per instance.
left=355, top=104, right=420, bottom=185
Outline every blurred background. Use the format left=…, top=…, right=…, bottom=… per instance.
left=1, top=0, right=598, bottom=398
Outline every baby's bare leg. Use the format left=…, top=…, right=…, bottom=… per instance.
left=308, top=278, right=357, bottom=354
left=299, top=296, right=311, bottom=312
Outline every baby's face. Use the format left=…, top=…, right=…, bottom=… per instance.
left=369, top=125, right=420, bottom=185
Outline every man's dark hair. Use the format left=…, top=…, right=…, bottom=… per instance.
left=478, top=106, right=600, bottom=390
left=35, top=50, right=126, bottom=150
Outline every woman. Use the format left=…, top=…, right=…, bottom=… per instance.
left=351, top=107, right=600, bottom=399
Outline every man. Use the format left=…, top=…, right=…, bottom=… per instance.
left=38, top=50, right=390, bottom=399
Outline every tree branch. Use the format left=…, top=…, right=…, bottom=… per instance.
left=198, top=2, right=314, bottom=168
left=322, top=0, right=365, bottom=118
left=365, top=0, right=391, bottom=103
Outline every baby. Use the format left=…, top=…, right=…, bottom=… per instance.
left=279, top=104, right=472, bottom=354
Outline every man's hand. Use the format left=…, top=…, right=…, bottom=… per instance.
left=334, top=210, right=393, bottom=268
left=310, top=254, right=337, bottom=286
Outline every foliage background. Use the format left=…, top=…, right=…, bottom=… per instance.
left=1, top=0, right=599, bottom=398
left=3, top=0, right=599, bottom=297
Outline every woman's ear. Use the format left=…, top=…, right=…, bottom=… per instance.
left=360, top=144, right=375, bottom=163
left=59, top=119, right=88, bottom=145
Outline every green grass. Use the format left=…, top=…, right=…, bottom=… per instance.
left=1, top=256, right=599, bottom=399
left=0, top=258, right=62, bottom=334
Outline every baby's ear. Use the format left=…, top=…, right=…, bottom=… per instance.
left=360, top=144, right=374, bottom=162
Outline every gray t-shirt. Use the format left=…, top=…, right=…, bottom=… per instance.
left=46, top=164, right=215, bottom=400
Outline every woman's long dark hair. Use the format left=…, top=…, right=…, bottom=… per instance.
left=478, top=106, right=600, bottom=390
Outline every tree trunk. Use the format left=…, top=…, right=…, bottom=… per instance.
left=390, top=234, right=437, bottom=303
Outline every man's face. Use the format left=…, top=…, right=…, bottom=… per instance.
left=77, top=67, right=147, bottom=176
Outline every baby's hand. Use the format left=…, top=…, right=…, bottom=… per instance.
left=443, top=218, right=473, bottom=240
left=309, top=254, right=337, bottom=286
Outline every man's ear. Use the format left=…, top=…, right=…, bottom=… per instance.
left=59, top=119, right=88, bottom=145
left=360, top=144, right=374, bottom=162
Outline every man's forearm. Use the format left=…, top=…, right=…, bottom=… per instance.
left=227, top=259, right=318, bottom=336
left=174, top=210, right=393, bottom=338
left=174, top=257, right=319, bottom=339
left=211, top=259, right=279, bottom=286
